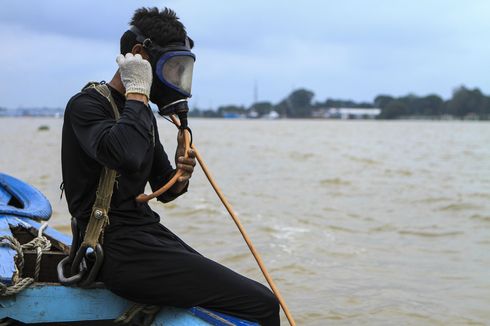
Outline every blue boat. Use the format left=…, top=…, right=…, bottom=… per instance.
left=0, top=173, right=258, bottom=325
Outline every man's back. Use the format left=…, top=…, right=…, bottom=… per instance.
left=61, top=84, right=174, bottom=230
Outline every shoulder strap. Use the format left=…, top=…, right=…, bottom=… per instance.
left=85, top=82, right=121, bottom=120
left=81, top=83, right=120, bottom=248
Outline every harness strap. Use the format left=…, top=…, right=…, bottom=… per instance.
left=81, top=83, right=120, bottom=248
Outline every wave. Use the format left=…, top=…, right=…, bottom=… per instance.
left=439, top=203, right=483, bottom=211
left=327, top=225, right=359, bottom=233
left=320, top=178, right=351, bottom=186
left=345, top=155, right=380, bottom=165
left=383, top=168, right=413, bottom=176
left=411, top=197, right=452, bottom=204
left=398, top=230, right=464, bottom=238
left=288, top=151, right=315, bottom=161
left=470, top=214, right=490, bottom=223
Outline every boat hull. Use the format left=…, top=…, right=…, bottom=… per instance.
left=0, top=173, right=258, bottom=326
left=0, top=284, right=224, bottom=325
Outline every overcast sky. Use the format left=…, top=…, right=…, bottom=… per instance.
left=1, top=1, right=489, bottom=109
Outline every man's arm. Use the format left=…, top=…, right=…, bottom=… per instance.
left=69, top=94, right=154, bottom=173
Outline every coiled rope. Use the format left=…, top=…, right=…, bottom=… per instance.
left=0, top=222, right=51, bottom=296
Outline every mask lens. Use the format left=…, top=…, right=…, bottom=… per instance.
left=161, top=54, right=194, bottom=95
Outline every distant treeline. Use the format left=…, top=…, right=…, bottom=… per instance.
left=190, top=85, right=490, bottom=120
left=1, top=85, right=488, bottom=120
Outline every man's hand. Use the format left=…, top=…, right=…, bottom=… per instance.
left=176, top=150, right=196, bottom=183
left=116, top=53, right=152, bottom=101
left=175, top=130, right=196, bottom=183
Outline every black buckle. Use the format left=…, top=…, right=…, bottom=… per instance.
left=56, top=218, right=104, bottom=288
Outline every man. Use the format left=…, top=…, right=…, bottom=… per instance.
left=61, top=7, right=279, bottom=326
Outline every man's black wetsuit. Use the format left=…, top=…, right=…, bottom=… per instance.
left=61, top=84, right=279, bottom=325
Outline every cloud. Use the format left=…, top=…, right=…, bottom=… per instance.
left=0, top=1, right=142, bottom=42
left=1, top=0, right=490, bottom=108
left=0, top=23, right=118, bottom=108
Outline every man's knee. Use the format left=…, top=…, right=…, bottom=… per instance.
left=255, top=287, right=280, bottom=326
left=256, top=286, right=280, bottom=316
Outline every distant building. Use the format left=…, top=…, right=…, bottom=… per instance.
left=247, top=110, right=259, bottom=119
left=223, top=112, right=245, bottom=119
left=313, top=107, right=381, bottom=119
left=0, top=108, right=65, bottom=118
left=264, top=111, right=280, bottom=119
left=311, top=108, right=328, bottom=118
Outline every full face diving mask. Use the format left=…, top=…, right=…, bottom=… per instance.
left=129, top=26, right=195, bottom=128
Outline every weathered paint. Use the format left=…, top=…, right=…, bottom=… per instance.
left=0, top=284, right=258, bottom=326
left=0, top=217, right=17, bottom=285
left=0, top=173, right=52, bottom=220
left=0, top=185, right=11, bottom=203
left=190, top=307, right=259, bottom=326
left=17, top=216, right=72, bottom=248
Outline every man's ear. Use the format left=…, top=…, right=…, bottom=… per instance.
left=131, top=44, right=150, bottom=60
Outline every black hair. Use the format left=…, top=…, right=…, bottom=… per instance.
left=120, top=7, right=193, bottom=54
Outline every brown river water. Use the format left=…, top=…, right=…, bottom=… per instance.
left=1, top=117, right=489, bottom=325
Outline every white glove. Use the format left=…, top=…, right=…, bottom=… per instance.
left=116, top=53, right=152, bottom=99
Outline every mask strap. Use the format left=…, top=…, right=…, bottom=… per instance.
left=129, top=25, right=191, bottom=50
left=129, top=25, right=152, bottom=48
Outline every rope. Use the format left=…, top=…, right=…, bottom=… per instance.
left=115, top=303, right=160, bottom=325
left=21, top=223, right=51, bottom=281
left=0, top=222, right=51, bottom=296
left=0, top=277, right=33, bottom=297
left=0, top=235, right=33, bottom=296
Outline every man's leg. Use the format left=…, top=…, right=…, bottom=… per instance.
left=102, top=225, right=280, bottom=325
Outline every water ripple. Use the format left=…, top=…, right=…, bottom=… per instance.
left=439, top=203, right=484, bottom=211
left=398, top=230, right=464, bottom=238
left=320, top=178, right=351, bottom=186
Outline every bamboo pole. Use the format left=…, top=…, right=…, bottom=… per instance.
left=170, top=115, right=296, bottom=326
